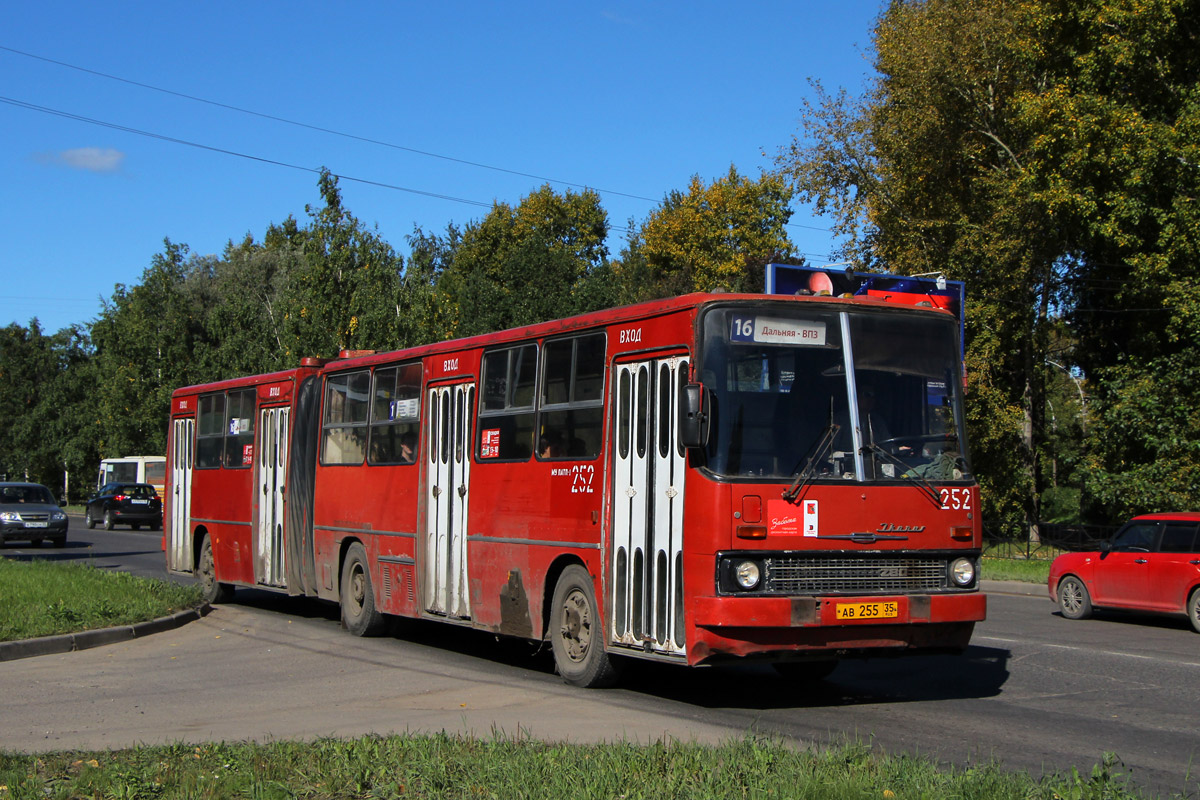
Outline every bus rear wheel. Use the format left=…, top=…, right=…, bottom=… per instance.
left=340, top=543, right=386, bottom=636
left=197, top=535, right=234, bottom=604
left=550, top=565, right=620, bottom=688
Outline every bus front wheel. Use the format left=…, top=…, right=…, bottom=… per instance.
left=550, top=565, right=620, bottom=688
left=340, top=543, right=386, bottom=637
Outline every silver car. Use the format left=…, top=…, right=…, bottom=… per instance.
left=0, top=482, right=68, bottom=547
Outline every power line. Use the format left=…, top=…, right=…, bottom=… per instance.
left=0, top=44, right=656, bottom=203
left=1, top=44, right=834, bottom=237
left=1, top=95, right=495, bottom=209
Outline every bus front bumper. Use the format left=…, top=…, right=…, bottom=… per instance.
left=687, top=591, right=986, bottom=664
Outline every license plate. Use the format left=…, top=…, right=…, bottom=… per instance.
left=25, top=521, right=48, bottom=529
left=132, top=499, right=149, bottom=505
left=835, top=601, right=899, bottom=621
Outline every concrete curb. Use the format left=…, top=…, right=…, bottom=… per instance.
left=0, top=604, right=211, bottom=662
left=982, top=579, right=1046, bottom=598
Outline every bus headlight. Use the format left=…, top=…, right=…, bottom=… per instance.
left=950, top=557, right=976, bottom=587
left=734, top=560, right=762, bottom=590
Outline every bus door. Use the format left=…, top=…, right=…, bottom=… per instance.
left=611, top=357, right=688, bottom=656
left=256, top=406, right=289, bottom=587
left=425, top=382, right=475, bottom=619
left=167, top=418, right=194, bottom=572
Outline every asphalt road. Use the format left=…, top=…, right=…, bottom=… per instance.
left=4, top=520, right=1199, bottom=797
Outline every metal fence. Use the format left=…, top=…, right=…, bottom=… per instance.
left=983, top=520, right=1118, bottom=560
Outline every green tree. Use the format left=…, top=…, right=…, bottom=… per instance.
left=276, top=170, right=407, bottom=358
left=1028, top=0, right=1200, bottom=519
left=620, top=166, right=796, bottom=300
left=779, top=0, right=1200, bottom=526
left=0, top=321, right=98, bottom=499
left=91, top=240, right=212, bottom=459
left=198, top=230, right=301, bottom=377
left=432, top=185, right=614, bottom=338
left=404, top=223, right=461, bottom=345
left=778, top=0, right=1053, bottom=528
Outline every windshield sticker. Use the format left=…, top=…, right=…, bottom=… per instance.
left=730, top=316, right=827, bottom=346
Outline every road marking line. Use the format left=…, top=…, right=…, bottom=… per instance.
left=976, top=635, right=1200, bottom=667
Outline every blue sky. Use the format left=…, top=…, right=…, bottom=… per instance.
left=3, top=2, right=882, bottom=335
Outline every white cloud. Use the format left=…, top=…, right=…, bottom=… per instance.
left=37, top=147, right=126, bottom=173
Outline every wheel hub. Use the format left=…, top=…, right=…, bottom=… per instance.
left=560, top=589, right=591, bottom=662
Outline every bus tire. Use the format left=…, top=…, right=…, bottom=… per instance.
left=198, top=535, right=234, bottom=604
left=340, top=543, right=386, bottom=637
left=550, top=565, right=620, bottom=688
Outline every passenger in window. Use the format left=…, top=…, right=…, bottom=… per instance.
left=539, top=431, right=565, bottom=459
left=399, top=432, right=417, bottom=464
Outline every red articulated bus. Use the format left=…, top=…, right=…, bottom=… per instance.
left=165, top=291, right=985, bottom=687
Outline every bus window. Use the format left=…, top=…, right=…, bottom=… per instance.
left=368, top=363, right=421, bottom=464
left=224, top=388, right=256, bottom=468
left=196, top=393, right=226, bottom=469
left=539, top=334, right=605, bottom=460
left=144, top=459, right=166, bottom=487
left=322, top=371, right=370, bottom=465
left=479, top=344, right=536, bottom=460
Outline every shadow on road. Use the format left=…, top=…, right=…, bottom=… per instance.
left=221, top=589, right=1012, bottom=709
left=620, top=644, right=1011, bottom=709
left=1051, top=607, right=1194, bottom=633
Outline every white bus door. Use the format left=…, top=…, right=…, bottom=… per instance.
left=611, top=357, right=687, bottom=656
left=425, top=383, right=474, bottom=618
left=256, top=406, right=289, bottom=587
left=167, top=418, right=194, bottom=573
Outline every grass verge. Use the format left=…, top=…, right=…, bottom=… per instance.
left=980, top=554, right=1052, bottom=584
left=0, top=559, right=202, bottom=642
left=0, top=734, right=1163, bottom=800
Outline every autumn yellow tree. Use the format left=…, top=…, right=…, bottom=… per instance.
left=620, top=166, right=796, bottom=300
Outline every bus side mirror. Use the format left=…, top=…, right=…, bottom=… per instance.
left=680, top=383, right=711, bottom=450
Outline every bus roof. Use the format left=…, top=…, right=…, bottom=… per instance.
left=171, top=290, right=957, bottom=395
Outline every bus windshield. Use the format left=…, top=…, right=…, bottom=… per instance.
left=698, top=305, right=971, bottom=483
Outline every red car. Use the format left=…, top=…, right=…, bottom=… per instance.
left=1049, top=513, right=1200, bottom=632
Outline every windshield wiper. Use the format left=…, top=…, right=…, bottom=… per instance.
left=782, top=422, right=840, bottom=503
left=862, top=441, right=942, bottom=505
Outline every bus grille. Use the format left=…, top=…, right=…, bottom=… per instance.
left=763, top=556, right=950, bottom=594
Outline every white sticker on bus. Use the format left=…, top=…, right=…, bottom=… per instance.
left=730, top=316, right=827, bottom=346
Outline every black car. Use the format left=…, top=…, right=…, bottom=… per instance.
left=0, top=482, right=69, bottom=547
left=85, top=483, right=163, bottom=530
